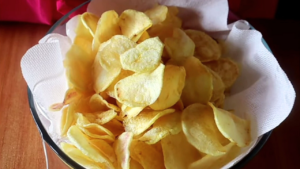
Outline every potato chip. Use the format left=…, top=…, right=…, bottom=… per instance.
left=61, top=102, right=81, bottom=136
left=89, top=94, right=120, bottom=112
left=130, top=140, right=165, bottom=169
left=93, top=35, right=136, bottom=93
left=139, top=112, right=182, bottom=144
left=148, top=24, right=175, bottom=42
left=145, top=5, right=168, bottom=25
left=207, top=67, right=225, bottom=102
left=120, top=37, right=163, bottom=73
left=119, top=9, right=152, bottom=42
left=75, top=15, right=94, bottom=42
left=50, top=88, right=81, bottom=111
left=102, top=119, right=125, bottom=137
left=121, top=105, right=145, bottom=118
left=93, top=10, right=121, bottom=52
left=61, top=142, right=105, bottom=169
left=130, top=158, right=143, bottom=169
left=161, top=132, right=201, bottom=169
left=204, top=58, right=240, bottom=90
left=209, top=103, right=251, bottom=147
left=212, top=93, right=225, bottom=108
left=182, top=103, right=229, bottom=156
left=95, top=110, right=117, bottom=125
left=150, top=65, right=186, bottom=110
left=189, top=143, right=241, bottom=169
left=162, top=6, right=182, bottom=28
left=137, top=31, right=150, bottom=43
left=67, top=125, right=114, bottom=168
left=124, top=108, right=175, bottom=135
left=113, top=132, right=133, bottom=169
left=81, top=12, right=99, bottom=37
left=185, top=29, right=221, bottom=62
left=172, top=99, right=184, bottom=111
left=115, top=63, right=165, bottom=107
left=164, top=28, right=195, bottom=60
left=89, top=139, right=117, bottom=165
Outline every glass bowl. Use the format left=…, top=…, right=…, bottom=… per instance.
left=27, top=1, right=272, bottom=168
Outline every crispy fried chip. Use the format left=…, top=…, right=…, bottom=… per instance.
left=81, top=12, right=99, bottom=37
left=150, top=64, right=186, bottom=110
left=182, top=103, right=229, bottom=156
left=163, top=6, right=182, bottom=28
left=185, top=29, right=221, bottom=62
left=95, top=110, right=117, bottom=125
left=115, top=64, right=165, bottom=107
left=137, top=31, right=150, bottom=43
left=102, top=119, right=125, bottom=137
left=124, top=108, right=175, bottom=135
left=145, top=5, right=168, bottom=25
left=113, top=132, right=133, bottom=169
left=207, top=67, right=225, bottom=102
left=148, top=24, right=175, bottom=42
left=89, top=139, right=117, bottom=165
left=130, top=158, right=143, bottom=169
left=89, top=94, right=120, bottom=112
left=121, top=105, right=145, bottom=118
left=119, top=9, right=152, bottom=42
left=120, top=37, right=163, bottom=73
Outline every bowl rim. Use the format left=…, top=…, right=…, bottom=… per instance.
left=27, top=0, right=273, bottom=168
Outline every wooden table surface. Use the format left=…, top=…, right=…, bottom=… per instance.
left=0, top=20, right=299, bottom=169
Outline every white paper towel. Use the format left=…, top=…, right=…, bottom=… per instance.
left=21, top=0, right=296, bottom=168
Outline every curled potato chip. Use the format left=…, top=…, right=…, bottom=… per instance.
left=93, top=35, right=136, bottom=93
left=89, top=139, right=117, bottom=165
left=61, top=142, right=105, bottom=169
left=139, top=112, right=182, bottom=144
left=130, top=158, right=143, bottom=169
left=172, top=99, right=184, bottom=111
left=95, top=110, right=117, bottom=125
left=115, top=64, right=165, bottom=107
left=148, top=24, right=175, bottom=42
left=81, top=12, right=99, bottom=37
left=89, top=94, right=120, bottom=112
left=207, top=67, right=225, bottom=102
left=119, top=9, right=152, bottom=42
left=130, top=140, right=165, bottom=169
left=67, top=125, right=114, bottom=168
left=176, top=56, right=213, bottom=106
left=121, top=105, right=145, bottom=118
left=164, top=28, right=195, bottom=60
left=209, top=103, right=251, bottom=147
left=102, top=119, right=125, bottom=137
left=113, top=132, right=133, bottom=169
left=120, top=37, right=163, bottom=73
left=50, top=88, right=81, bottom=111
left=137, top=31, right=150, bottom=43
left=185, top=29, right=221, bottom=62
left=182, top=103, right=229, bottom=156
left=161, top=132, right=201, bottom=169
left=150, top=64, right=186, bottom=110
left=145, top=5, right=168, bottom=25
left=124, top=108, right=175, bottom=135
left=189, top=143, right=241, bottom=169
left=93, top=10, right=121, bottom=52
left=60, top=107, right=72, bottom=136
left=204, top=58, right=240, bottom=90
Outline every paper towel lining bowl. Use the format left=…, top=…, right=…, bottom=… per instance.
left=27, top=0, right=272, bottom=168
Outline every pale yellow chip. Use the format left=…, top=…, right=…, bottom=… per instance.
left=81, top=12, right=99, bottom=38
left=124, top=108, right=175, bottom=135
left=113, top=132, right=133, bottom=169
left=119, top=9, right=152, bottom=42
left=150, top=64, right=186, bottom=110
left=89, top=94, right=120, bottom=112
left=102, top=119, right=125, bottom=137
left=50, top=88, right=81, bottom=111
left=93, top=35, right=136, bottom=93
left=185, top=29, right=221, bottom=62
left=75, top=14, right=94, bottom=42
left=204, top=58, right=240, bottom=90
left=207, top=67, right=225, bottom=102
left=161, top=132, right=201, bottom=169
left=137, top=31, right=150, bottom=43
left=115, top=63, right=165, bottom=107
left=130, top=140, right=165, bottom=169
left=61, top=142, right=105, bottom=169
left=67, top=125, right=114, bottom=168
left=164, top=28, right=195, bottom=60
left=182, top=103, right=229, bottom=156
left=209, top=103, right=251, bottom=147
left=95, top=110, right=117, bottom=125
left=89, top=139, right=117, bottom=166
left=130, top=158, right=143, bottom=169
left=189, top=143, right=241, bottom=169
left=120, top=37, right=163, bottom=73
left=93, top=10, right=121, bottom=52
left=139, top=112, right=182, bottom=144
left=145, top=5, right=168, bottom=25
left=121, top=105, right=145, bottom=118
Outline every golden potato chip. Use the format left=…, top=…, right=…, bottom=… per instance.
left=102, top=119, right=125, bottom=137
left=120, top=37, right=163, bottom=73
left=189, top=143, right=241, bottom=169
left=50, top=88, right=81, bottom=111
left=161, top=132, right=201, bottom=169
left=61, top=142, right=105, bottom=169
left=148, top=24, right=175, bottom=42
left=93, top=10, right=121, bottom=52
left=130, top=158, right=143, bottom=169
left=209, top=103, right=251, bottom=147
left=115, top=64, right=165, bottom=107
left=93, top=35, right=136, bottom=93
left=204, top=58, right=240, bottom=90
left=119, top=9, right=152, bottom=42
left=164, top=28, right=195, bottom=60
left=207, top=67, right=225, bottom=102
left=185, top=29, right=221, bottom=62
left=95, top=110, right=117, bottom=125
left=182, top=103, right=229, bottom=156
left=124, top=108, right=175, bottom=135
left=81, top=12, right=99, bottom=37
left=174, top=56, right=213, bottom=106
left=89, top=139, right=117, bottom=165
left=89, top=94, right=120, bottom=112
left=150, top=65, right=186, bottom=110
left=172, top=99, right=184, bottom=111
left=212, top=93, right=225, bottom=108
left=137, top=31, right=150, bottom=43
left=130, top=140, right=165, bottom=169
left=139, top=112, right=182, bottom=144
left=75, top=15, right=94, bottom=42
left=67, top=125, right=114, bottom=168
left=113, top=132, right=133, bottom=169
left=145, top=5, right=168, bottom=25
left=121, top=105, right=145, bottom=118
left=162, top=6, right=182, bottom=28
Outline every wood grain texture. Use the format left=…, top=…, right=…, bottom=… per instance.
left=0, top=20, right=299, bottom=169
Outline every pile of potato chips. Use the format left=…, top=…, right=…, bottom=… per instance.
left=51, top=5, right=251, bottom=169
